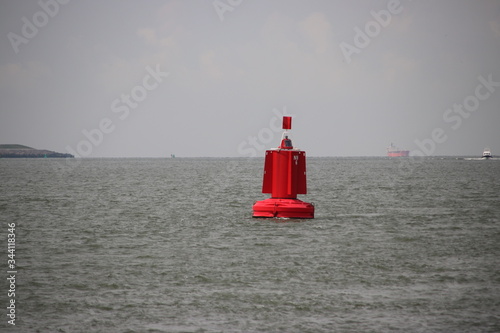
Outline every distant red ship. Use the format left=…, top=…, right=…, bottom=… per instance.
left=387, top=143, right=409, bottom=157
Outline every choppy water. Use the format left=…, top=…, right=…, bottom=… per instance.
left=1, top=157, right=499, bottom=332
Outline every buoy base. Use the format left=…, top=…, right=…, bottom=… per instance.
left=252, top=198, right=315, bottom=219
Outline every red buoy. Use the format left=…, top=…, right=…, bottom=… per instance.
left=252, top=116, right=315, bottom=219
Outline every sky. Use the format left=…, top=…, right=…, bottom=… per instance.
left=1, top=0, right=499, bottom=157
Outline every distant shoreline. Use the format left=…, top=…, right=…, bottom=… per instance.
left=0, top=144, right=74, bottom=158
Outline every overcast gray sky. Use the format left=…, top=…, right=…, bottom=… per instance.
left=1, top=0, right=499, bottom=157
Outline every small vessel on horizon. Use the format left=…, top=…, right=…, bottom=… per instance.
left=482, top=148, right=492, bottom=159
left=387, top=143, right=410, bottom=157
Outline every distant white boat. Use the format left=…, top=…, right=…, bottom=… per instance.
left=464, top=148, right=496, bottom=160
left=482, top=148, right=492, bottom=159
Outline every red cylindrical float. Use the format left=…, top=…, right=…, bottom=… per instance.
left=252, top=116, right=314, bottom=219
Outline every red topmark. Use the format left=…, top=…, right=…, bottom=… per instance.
left=282, top=116, right=292, bottom=130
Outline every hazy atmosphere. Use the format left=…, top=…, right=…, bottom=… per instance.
left=1, top=0, right=499, bottom=157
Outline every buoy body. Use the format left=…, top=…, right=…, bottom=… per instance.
left=252, top=116, right=314, bottom=219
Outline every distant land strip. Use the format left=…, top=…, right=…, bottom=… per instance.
left=0, top=144, right=74, bottom=158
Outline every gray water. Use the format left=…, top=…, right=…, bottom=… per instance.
left=1, top=157, right=499, bottom=332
